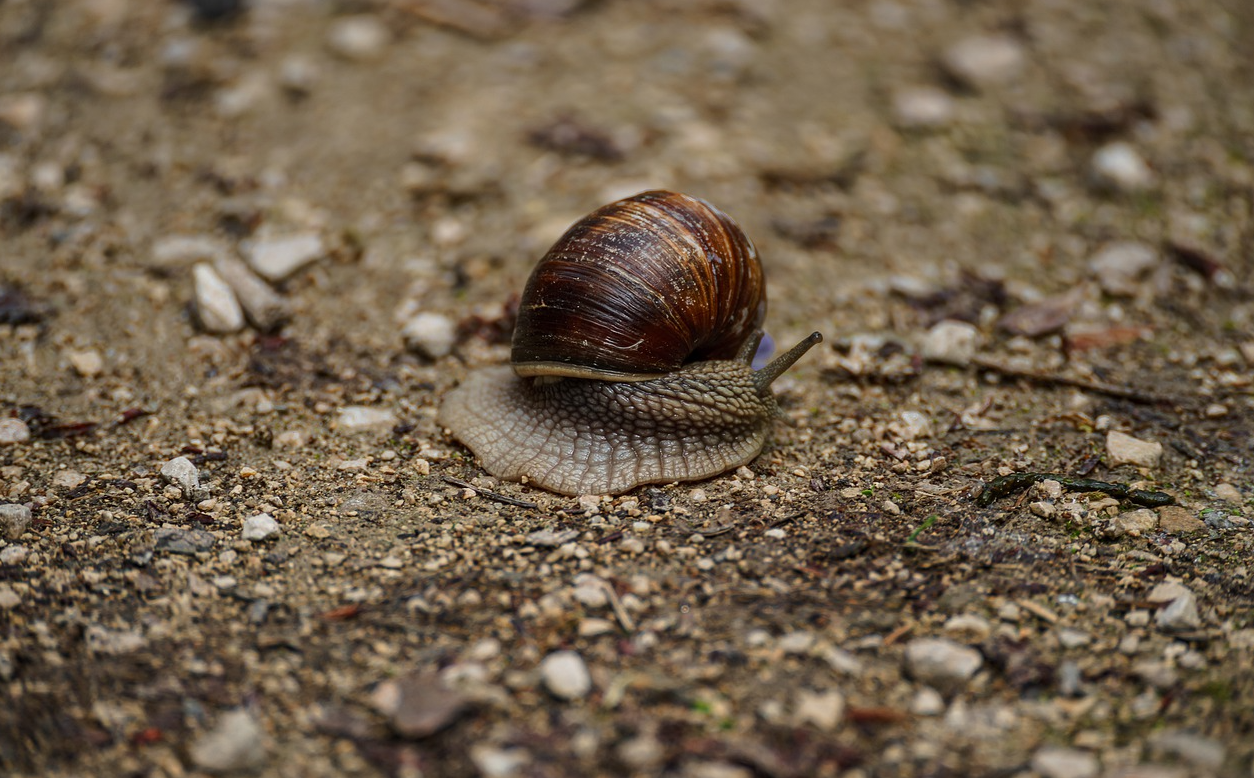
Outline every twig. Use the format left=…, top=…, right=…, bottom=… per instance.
left=971, top=357, right=1186, bottom=405
left=441, top=476, right=538, bottom=509
left=975, top=473, right=1175, bottom=509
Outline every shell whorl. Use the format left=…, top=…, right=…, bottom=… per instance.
left=510, top=190, right=766, bottom=380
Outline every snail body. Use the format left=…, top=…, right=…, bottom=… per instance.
left=439, top=190, right=822, bottom=496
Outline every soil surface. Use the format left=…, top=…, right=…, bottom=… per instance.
left=2, top=1, right=1253, bottom=776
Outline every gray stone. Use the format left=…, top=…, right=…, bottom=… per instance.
left=0, top=544, right=28, bottom=564
left=193, top=262, right=245, bottom=334
left=1156, top=591, right=1202, bottom=632
left=242, top=513, right=280, bottom=541
left=1147, top=729, right=1225, bottom=770
left=370, top=673, right=467, bottom=738
left=1031, top=746, right=1099, bottom=778
left=243, top=232, right=324, bottom=282
left=190, top=709, right=268, bottom=773
left=1106, top=430, right=1163, bottom=468
left=0, top=503, right=32, bottom=540
left=539, top=650, right=592, bottom=700
left=1089, top=242, right=1158, bottom=296
left=155, top=527, right=216, bottom=555
left=160, top=456, right=200, bottom=497
left=904, top=638, right=983, bottom=692
left=0, top=418, right=31, bottom=445
left=402, top=312, right=457, bottom=360
left=921, top=320, right=982, bottom=366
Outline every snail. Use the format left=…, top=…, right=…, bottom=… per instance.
left=438, top=190, right=822, bottom=496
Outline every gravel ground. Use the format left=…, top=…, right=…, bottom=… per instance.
left=2, top=1, right=1253, bottom=776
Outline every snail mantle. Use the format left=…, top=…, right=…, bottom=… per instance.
left=438, top=190, right=822, bottom=496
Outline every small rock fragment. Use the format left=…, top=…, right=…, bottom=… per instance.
left=943, top=614, right=992, bottom=643
left=242, top=513, right=280, bottom=541
left=151, top=235, right=231, bottom=267
left=67, top=349, right=104, bottom=378
left=160, top=456, right=200, bottom=498
left=0, top=503, right=32, bottom=540
left=793, top=689, right=845, bottom=731
left=336, top=406, right=398, bottom=432
left=1091, top=141, right=1154, bottom=192
left=155, top=527, right=216, bottom=555
left=189, top=709, right=268, bottom=773
left=904, top=638, right=983, bottom=692
left=0, top=545, right=28, bottom=564
left=1112, top=508, right=1158, bottom=537
left=402, top=312, right=457, bottom=360
left=470, top=745, right=531, bottom=778
left=891, top=410, right=933, bottom=441
left=921, top=320, right=982, bottom=366
left=911, top=686, right=945, bottom=716
left=0, top=419, right=31, bottom=444
left=1214, top=483, right=1244, bottom=503
left=193, top=262, right=245, bottom=334
left=243, top=233, right=324, bottom=282
left=213, top=256, right=289, bottom=332
left=1088, top=242, right=1158, bottom=297
left=328, top=16, right=390, bottom=61
left=892, top=87, right=954, bottom=128
left=1147, top=730, right=1225, bottom=770
left=942, top=34, right=1025, bottom=90
left=370, top=673, right=467, bottom=738
left=1157, top=506, right=1206, bottom=534
left=1031, top=746, right=1099, bottom=778
left=51, top=470, right=87, bottom=490
left=1156, top=591, right=1202, bottom=632
left=1106, top=430, right=1163, bottom=468
left=539, top=650, right=592, bottom=700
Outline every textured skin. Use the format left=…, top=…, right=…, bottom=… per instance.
left=438, top=361, right=777, bottom=496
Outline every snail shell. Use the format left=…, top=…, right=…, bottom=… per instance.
left=439, top=190, right=821, bottom=496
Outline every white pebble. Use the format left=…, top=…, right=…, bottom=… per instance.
left=327, top=15, right=390, bottom=61
left=942, top=34, right=1025, bottom=90
left=0, top=418, right=31, bottom=445
left=892, top=86, right=955, bottom=128
left=1088, top=242, right=1158, bottom=297
left=160, top=456, right=201, bottom=498
left=213, top=256, right=288, bottom=332
left=193, top=262, right=245, bottom=334
left=242, top=513, right=280, bottom=541
left=921, top=320, right=982, bottom=367
left=0, top=503, right=32, bottom=540
left=1106, top=430, right=1163, bottom=468
left=1091, top=141, right=1154, bottom=192
left=401, top=312, right=457, bottom=360
left=189, top=709, right=268, bottom=773
left=793, top=689, right=845, bottom=731
left=337, top=406, right=398, bottom=432
left=1031, top=746, right=1099, bottom=778
left=904, top=638, right=983, bottom=691
left=67, top=348, right=104, bottom=377
left=539, top=650, right=592, bottom=700
left=243, top=233, right=324, bottom=282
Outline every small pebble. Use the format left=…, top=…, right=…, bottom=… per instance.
left=1147, top=729, right=1226, bottom=770
left=193, top=262, right=245, bottom=334
left=793, top=689, right=845, bottom=731
left=1111, top=508, right=1158, bottom=537
left=243, top=233, right=324, bottom=282
left=904, top=638, right=983, bottom=692
left=1088, top=242, right=1158, bottom=297
left=892, top=86, right=955, bottom=128
left=160, top=456, right=201, bottom=498
left=910, top=687, right=946, bottom=716
left=1091, top=141, right=1154, bottom=192
left=51, top=470, right=87, bottom=490
left=401, top=312, right=457, bottom=360
left=189, top=709, right=268, bottom=773
left=539, top=650, right=592, bottom=700
left=0, top=503, right=32, bottom=540
left=892, top=410, right=933, bottom=441
left=213, top=256, right=288, bottom=332
left=155, top=527, right=216, bottom=555
left=242, top=513, right=280, bottom=541
left=0, top=545, right=28, bottom=564
left=1105, top=430, right=1163, bottom=469
left=67, top=348, right=104, bottom=377
left=337, top=406, right=398, bottom=432
left=0, top=419, right=31, bottom=445
left=942, top=34, right=1025, bottom=90
left=1157, top=506, right=1206, bottom=534
left=1214, top=483, right=1244, bottom=503
left=943, top=614, right=992, bottom=643
left=1031, top=746, right=1099, bottom=778
left=921, top=320, right=982, bottom=367
left=327, top=15, right=390, bottom=61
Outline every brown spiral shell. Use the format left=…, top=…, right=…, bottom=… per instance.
left=510, top=190, right=766, bottom=380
